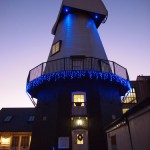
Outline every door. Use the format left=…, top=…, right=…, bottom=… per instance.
left=72, top=129, right=88, bottom=150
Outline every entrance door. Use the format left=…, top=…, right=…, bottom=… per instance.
left=72, top=129, right=88, bottom=150
left=72, top=58, right=83, bottom=70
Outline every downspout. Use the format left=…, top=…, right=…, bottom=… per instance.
left=124, top=116, right=134, bottom=150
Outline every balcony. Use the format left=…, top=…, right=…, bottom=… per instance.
left=27, top=57, right=129, bottom=83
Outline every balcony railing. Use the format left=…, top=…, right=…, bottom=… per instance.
left=27, top=57, right=129, bottom=83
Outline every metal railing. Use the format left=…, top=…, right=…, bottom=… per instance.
left=27, top=57, right=129, bottom=83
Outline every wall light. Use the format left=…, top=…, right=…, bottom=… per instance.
left=77, top=119, right=83, bottom=126
left=95, top=15, right=99, bottom=19
left=65, top=8, right=69, bottom=13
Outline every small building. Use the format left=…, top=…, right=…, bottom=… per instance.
left=106, top=97, right=150, bottom=150
left=0, top=108, right=35, bottom=150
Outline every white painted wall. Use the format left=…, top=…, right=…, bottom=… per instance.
left=106, top=107, right=150, bottom=150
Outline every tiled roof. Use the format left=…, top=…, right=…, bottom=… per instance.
left=0, top=108, right=35, bottom=132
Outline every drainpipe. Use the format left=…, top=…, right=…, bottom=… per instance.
left=123, top=116, right=134, bottom=150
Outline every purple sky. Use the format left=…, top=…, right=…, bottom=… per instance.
left=0, top=0, right=150, bottom=108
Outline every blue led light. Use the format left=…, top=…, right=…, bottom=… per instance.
left=26, top=70, right=131, bottom=94
left=65, top=8, right=69, bottom=12
left=95, top=15, right=98, bottom=19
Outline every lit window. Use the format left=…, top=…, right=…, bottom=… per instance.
left=51, top=41, right=61, bottom=55
left=12, top=136, right=19, bottom=147
left=21, top=136, right=29, bottom=147
left=28, top=115, right=35, bottom=122
left=72, top=92, right=86, bottom=107
left=3, top=115, right=13, bottom=122
left=77, top=134, right=84, bottom=144
left=122, top=108, right=129, bottom=114
left=1, top=137, right=11, bottom=145
left=121, top=88, right=137, bottom=103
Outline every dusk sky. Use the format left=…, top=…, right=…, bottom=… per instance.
left=0, top=0, right=150, bottom=109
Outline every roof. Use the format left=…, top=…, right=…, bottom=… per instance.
left=0, top=108, right=35, bottom=132
left=105, top=97, right=150, bottom=130
left=52, top=0, right=108, bottom=34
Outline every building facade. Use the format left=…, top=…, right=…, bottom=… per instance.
left=0, top=108, right=34, bottom=150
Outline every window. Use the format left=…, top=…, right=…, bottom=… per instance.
left=72, top=92, right=86, bottom=107
left=111, top=135, right=117, bottom=150
left=122, top=108, right=129, bottom=114
left=21, top=136, right=29, bottom=147
left=121, top=88, right=137, bottom=104
left=51, top=41, right=61, bottom=55
left=12, top=136, right=19, bottom=147
left=3, top=115, right=13, bottom=122
left=28, top=115, right=35, bottom=122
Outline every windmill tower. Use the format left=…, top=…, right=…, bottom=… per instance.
left=26, top=0, right=130, bottom=150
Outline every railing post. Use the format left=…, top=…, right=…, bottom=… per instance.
left=64, top=58, right=65, bottom=71
left=113, top=61, right=116, bottom=75
left=91, top=57, right=93, bottom=70
left=99, top=59, right=102, bottom=72
left=41, top=63, right=43, bottom=76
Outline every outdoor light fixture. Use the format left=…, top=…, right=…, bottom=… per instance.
left=77, top=119, right=83, bottom=126
left=65, top=8, right=69, bottom=12
left=95, top=15, right=99, bottom=19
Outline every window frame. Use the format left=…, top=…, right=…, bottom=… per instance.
left=27, top=115, right=35, bottom=122
left=72, top=92, right=86, bottom=107
left=51, top=40, right=62, bottom=56
left=3, top=115, right=13, bottom=122
left=11, top=136, right=19, bottom=147
left=21, top=136, right=30, bottom=147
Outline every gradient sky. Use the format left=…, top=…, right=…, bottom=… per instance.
left=0, top=0, right=150, bottom=109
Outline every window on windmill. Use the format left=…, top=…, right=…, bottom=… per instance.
left=3, top=115, right=13, bottom=122
left=74, top=94, right=85, bottom=107
left=28, top=115, right=35, bottom=122
left=51, top=41, right=61, bottom=55
left=121, top=88, right=137, bottom=104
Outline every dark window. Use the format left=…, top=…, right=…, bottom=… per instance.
left=28, top=115, right=35, bottom=122
left=3, top=115, right=13, bottom=122
left=21, top=136, right=29, bottom=147
left=12, top=136, right=19, bottom=147
left=111, top=135, right=117, bottom=150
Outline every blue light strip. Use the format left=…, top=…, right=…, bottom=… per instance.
left=26, top=71, right=131, bottom=93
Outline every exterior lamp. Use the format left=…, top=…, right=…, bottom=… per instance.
left=77, top=119, right=83, bottom=126
left=95, top=15, right=98, bottom=19
left=65, top=8, right=69, bottom=13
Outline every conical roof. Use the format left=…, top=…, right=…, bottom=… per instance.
left=63, top=0, right=108, bottom=15
left=52, top=0, right=108, bottom=34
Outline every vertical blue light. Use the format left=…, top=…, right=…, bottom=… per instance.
left=95, top=15, right=98, bottom=19
left=65, top=8, right=69, bottom=13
